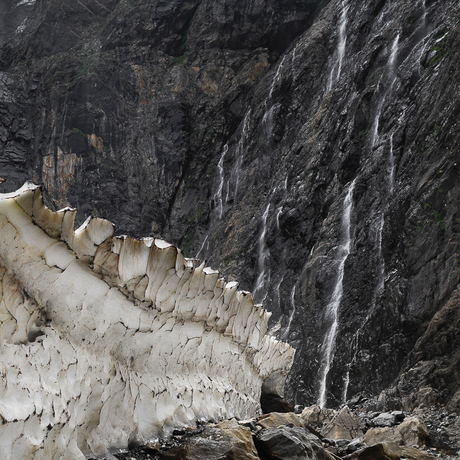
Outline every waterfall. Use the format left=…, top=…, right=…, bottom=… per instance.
left=389, top=134, right=395, bottom=195
left=233, top=110, right=251, bottom=201
left=388, top=33, right=400, bottom=78
left=375, top=214, right=385, bottom=293
left=421, top=0, right=427, bottom=27
left=327, top=1, right=349, bottom=91
left=283, top=285, right=297, bottom=341
left=371, top=34, right=400, bottom=148
left=342, top=135, right=397, bottom=402
left=195, top=235, right=209, bottom=259
left=268, top=55, right=286, bottom=101
left=276, top=206, right=283, bottom=230
left=253, top=203, right=271, bottom=303
left=215, top=144, right=228, bottom=219
left=318, top=179, right=356, bottom=408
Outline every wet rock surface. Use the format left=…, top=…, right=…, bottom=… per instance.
left=1, top=0, right=460, bottom=430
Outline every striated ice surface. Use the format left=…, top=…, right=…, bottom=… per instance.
left=0, top=183, right=295, bottom=459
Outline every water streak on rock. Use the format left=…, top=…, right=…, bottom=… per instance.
left=253, top=203, right=271, bottom=304
left=233, top=110, right=251, bottom=202
left=283, top=285, right=297, bottom=341
left=268, top=55, right=286, bottom=101
left=318, top=178, right=356, bottom=408
left=327, top=1, right=349, bottom=91
left=195, top=235, right=209, bottom=258
left=371, top=34, right=400, bottom=148
left=389, top=134, right=395, bottom=195
left=215, top=143, right=228, bottom=219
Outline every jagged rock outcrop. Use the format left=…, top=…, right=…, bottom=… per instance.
left=0, top=183, right=294, bottom=459
left=1, top=0, right=460, bottom=412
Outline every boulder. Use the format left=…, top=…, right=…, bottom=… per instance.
left=372, top=413, right=397, bottom=427
left=300, top=405, right=337, bottom=428
left=254, top=426, right=334, bottom=460
left=321, top=406, right=365, bottom=440
left=341, top=443, right=394, bottom=460
left=162, top=419, right=259, bottom=460
left=362, top=427, right=401, bottom=446
left=256, top=412, right=304, bottom=430
left=384, top=442, right=436, bottom=460
left=362, top=417, right=429, bottom=448
left=343, top=442, right=436, bottom=460
left=395, top=417, right=430, bottom=447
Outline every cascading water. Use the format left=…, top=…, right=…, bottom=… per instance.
left=371, top=33, right=400, bottom=148
left=233, top=110, right=251, bottom=202
left=327, top=1, right=349, bottom=91
left=215, top=143, right=228, bottom=219
left=274, top=273, right=285, bottom=312
left=389, top=134, right=395, bottom=195
left=421, top=0, right=427, bottom=27
left=268, top=55, right=286, bottom=101
left=283, top=285, right=297, bottom=341
left=342, top=134, right=398, bottom=402
left=253, top=203, right=271, bottom=304
left=318, top=179, right=356, bottom=408
left=195, top=235, right=209, bottom=259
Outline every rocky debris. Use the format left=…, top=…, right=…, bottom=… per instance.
left=1, top=0, right=460, bottom=437
left=321, top=406, right=366, bottom=440
left=114, top=407, right=460, bottom=460
left=301, top=405, right=337, bottom=429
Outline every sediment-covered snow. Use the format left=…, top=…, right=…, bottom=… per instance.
left=0, top=183, right=295, bottom=459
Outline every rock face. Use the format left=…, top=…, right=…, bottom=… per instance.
left=0, top=184, right=294, bottom=459
left=1, top=0, right=460, bottom=411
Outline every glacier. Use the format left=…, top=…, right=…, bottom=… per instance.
left=0, top=183, right=295, bottom=459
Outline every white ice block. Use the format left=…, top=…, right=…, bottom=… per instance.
left=0, top=184, right=295, bottom=460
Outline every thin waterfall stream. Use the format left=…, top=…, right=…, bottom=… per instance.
left=253, top=203, right=271, bottom=304
left=342, top=134, right=398, bottom=402
left=233, top=110, right=251, bottom=202
left=371, top=33, right=400, bottom=148
left=283, top=285, right=297, bottom=341
left=327, top=0, right=349, bottom=91
left=215, top=143, right=228, bottom=219
left=268, top=55, right=286, bottom=101
left=318, top=179, right=356, bottom=408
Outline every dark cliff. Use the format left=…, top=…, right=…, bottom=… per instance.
left=1, top=0, right=459, bottom=411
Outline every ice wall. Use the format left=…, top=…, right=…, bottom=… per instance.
left=0, top=183, right=295, bottom=459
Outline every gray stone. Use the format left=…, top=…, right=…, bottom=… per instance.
left=347, top=439, right=366, bottom=454
left=371, top=413, right=396, bottom=427
left=255, top=426, right=334, bottom=460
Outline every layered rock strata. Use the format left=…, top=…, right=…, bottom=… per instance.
left=0, top=183, right=294, bottom=459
